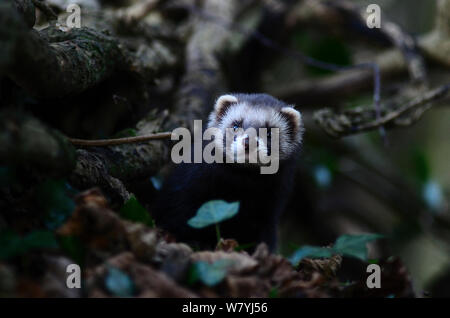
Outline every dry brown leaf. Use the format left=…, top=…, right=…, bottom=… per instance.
left=123, top=222, right=158, bottom=262
left=225, top=275, right=271, bottom=298
left=299, top=254, right=343, bottom=279
left=86, top=252, right=197, bottom=298
left=216, top=238, right=239, bottom=252
left=57, top=188, right=128, bottom=254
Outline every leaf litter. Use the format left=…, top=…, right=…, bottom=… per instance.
left=0, top=188, right=415, bottom=297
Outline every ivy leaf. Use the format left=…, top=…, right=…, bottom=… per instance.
left=191, top=260, right=234, bottom=287
left=289, top=233, right=383, bottom=266
left=188, top=200, right=240, bottom=229
left=289, top=245, right=333, bottom=266
left=105, top=266, right=135, bottom=297
left=333, top=234, right=384, bottom=261
left=119, top=195, right=154, bottom=227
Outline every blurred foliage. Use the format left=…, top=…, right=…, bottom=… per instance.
left=120, top=195, right=154, bottom=227
left=292, top=31, right=352, bottom=75
left=38, top=180, right=76, bottom=230
left=59, top=235, right=85, bottom=267
left=0, top=230, right=58, bottom=260
left=0, top=0, right=448, bottom=298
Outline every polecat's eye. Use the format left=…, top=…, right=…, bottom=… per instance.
left=232, top=121, right=242, bottom=131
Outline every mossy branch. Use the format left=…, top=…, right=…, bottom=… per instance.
left=0, top=2, right=149, bottom=98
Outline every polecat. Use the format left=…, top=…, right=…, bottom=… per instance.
left=152, top=93, right=304, bottom=252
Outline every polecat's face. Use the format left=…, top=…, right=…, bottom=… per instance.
left=207, top=94, right=303, bottom=164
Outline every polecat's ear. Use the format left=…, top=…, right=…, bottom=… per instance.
left=214, top=94, right=238, bottom=119
left=280, top=106, right=302, bottom=131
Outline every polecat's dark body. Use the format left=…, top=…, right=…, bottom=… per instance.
left=152, top=93, right=303, bottom=252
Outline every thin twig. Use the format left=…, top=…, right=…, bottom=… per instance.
left=68, top=132, right=172, bottom=147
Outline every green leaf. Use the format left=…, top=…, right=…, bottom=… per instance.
left=289, top=233, right=384, bottom=266
left=119, top=195, right=154, bottom=227
left=289, top=245, right=333, bottom=266
left=191, top=260, right=234, bottom=287
left=333, top=234, right=384, bottom=261
left=105, top=266, right=135, bottom=297
left=0, top=230, right=58, bottom=260
left=188, top=200, right=240, bottom=229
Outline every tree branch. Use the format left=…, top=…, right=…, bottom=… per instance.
left=165, top=0, right=252, bottom=131
left=314, top=83, right=450, bottom=138
left=69, top=109, right=170, bottom=201
left=0, top=2, right=160, bottom=99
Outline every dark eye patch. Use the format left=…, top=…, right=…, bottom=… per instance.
left=231, top=119, right=243, bottom=129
